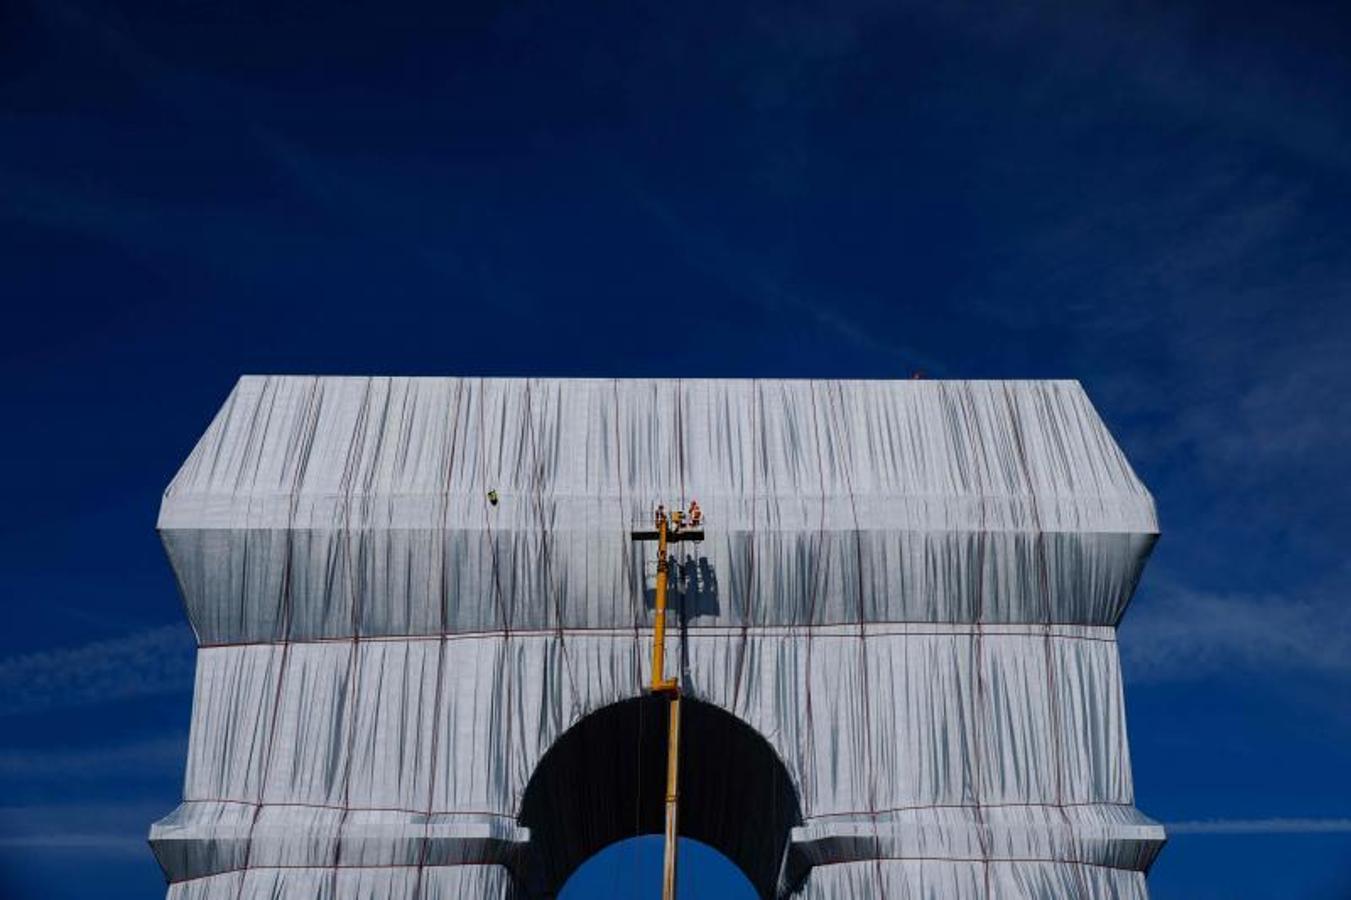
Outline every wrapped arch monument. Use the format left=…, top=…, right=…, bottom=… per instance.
left=150, top=377, right=1165, bottom=898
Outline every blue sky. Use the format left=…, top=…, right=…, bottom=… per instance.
left=2, top=0, right=1350, bottom=897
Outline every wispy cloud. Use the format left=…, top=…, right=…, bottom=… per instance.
left=0, top=803, right=164, bottom=858
left=0, top=833, right=146, bottom=855
left=901, top=0, right=1351, bottom=174
left=1166, top=818, right=1351, bottom=835
left=0, top=626, right=194, bottom=716
left=17, top=0, right=489, bottom=294
left=0, top=735, right=186, bottom=780
left=1121, top=584, right=1351, bottom=683
left=631, top=185, right=945, bottom=374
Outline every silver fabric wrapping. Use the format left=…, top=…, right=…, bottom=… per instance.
left=150, top=377, right=1163, bottom=898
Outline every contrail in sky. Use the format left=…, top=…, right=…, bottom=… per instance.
left=1166, top=818, right=1351, bottom=835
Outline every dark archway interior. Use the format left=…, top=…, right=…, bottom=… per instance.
left=517, top=696, right=802, bottom=898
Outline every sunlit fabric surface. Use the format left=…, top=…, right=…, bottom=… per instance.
left=150, top=377, right=1164, bottom=898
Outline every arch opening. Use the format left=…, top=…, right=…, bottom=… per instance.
left=518, top=696, right=803, bottom=898
left=557, top=836, right=757, bottom=899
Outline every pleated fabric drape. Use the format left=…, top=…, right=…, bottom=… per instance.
left=151, top=377, right=1163, bottom=899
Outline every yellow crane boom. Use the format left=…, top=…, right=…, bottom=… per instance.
left=631, top=507, right=702, bottom=900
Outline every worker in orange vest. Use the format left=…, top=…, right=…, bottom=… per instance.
left=689, top=500, right=701, bottom=527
